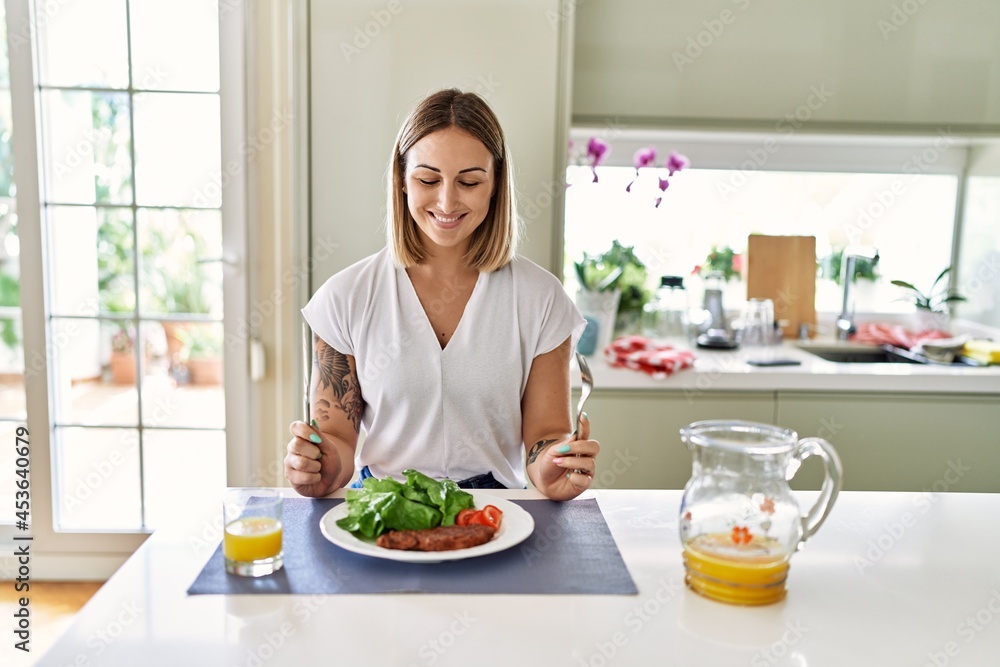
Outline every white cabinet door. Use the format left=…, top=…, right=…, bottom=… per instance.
left=574, top=0, right=1000, bottom=131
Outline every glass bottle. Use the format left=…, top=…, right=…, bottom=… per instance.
left=642, top=276, right=688, bottom=340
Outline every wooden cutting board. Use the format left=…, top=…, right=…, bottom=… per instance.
left=746, top=235, right=816, bottom=338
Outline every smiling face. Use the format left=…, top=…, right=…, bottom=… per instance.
left=403, top=126, right=496, bottom=255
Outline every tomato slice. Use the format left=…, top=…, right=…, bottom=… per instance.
left=455, top=509, right=478, bottom=527
left=480, top=505, right=503, bottom=529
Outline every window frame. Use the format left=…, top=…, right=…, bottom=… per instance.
left=1, top=0, right=249, bottom=577
left=565, top=126, right=973, bottom=302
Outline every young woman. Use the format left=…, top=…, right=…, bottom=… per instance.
left=284, top=89, right=598, bottom=501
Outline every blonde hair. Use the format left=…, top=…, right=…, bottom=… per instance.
left=387, top=89, right=519, bottom=272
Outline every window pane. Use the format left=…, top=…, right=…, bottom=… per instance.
left=133, top=93, right=220, bottom=207
left=55, top=427, right=142, bottom=530
left=143, top=429, right=225, bottom=528
left=138, top=208, right=223, bottom=316
left=41, top=91, right=133, bottom=205
left=130, top=0, right=220, bottom=92
left=564, top=166, right=958, bottom=314
left=50, top=318, right=136, bottom=426
left=48, top=205, right=135, bottom=318
left=0, top=91, right=13, bottom=196
left=35, top=0, right=129, bottom=88
left=0, top=320, right=25, bottom=419
left=142, top=321, right=225, bottom=429
left=0, top=197, right=23, bottom=420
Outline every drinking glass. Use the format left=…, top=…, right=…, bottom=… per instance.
left=740, top=298, right=775, bottom=360
left=223, top=489, right=284, bottom=577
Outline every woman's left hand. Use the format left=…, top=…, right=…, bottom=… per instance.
left=531, top=414, right=600, bottom=501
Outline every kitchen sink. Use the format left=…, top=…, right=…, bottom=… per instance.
left=796, top=343, right=981, bottom=366
left=799, top=346, right=921, bottom=364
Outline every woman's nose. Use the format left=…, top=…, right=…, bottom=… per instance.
left=437, top=180, right=459, bottom=211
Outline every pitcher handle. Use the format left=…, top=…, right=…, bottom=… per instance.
left=793, top=437, right=844, bottom=543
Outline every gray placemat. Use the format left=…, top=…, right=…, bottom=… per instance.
left=187, top=497, right=637, bottom=595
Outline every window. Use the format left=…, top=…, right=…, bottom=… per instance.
left=29, top=0, right=227, bottom=532
left=564, top=128, right=966, bottom=317
left=0, top=1, right=27, bottom=528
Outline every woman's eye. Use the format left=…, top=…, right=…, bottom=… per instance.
left=460, top=181, right=480, bottom=188
left=417, top=179, right=438, bottom=186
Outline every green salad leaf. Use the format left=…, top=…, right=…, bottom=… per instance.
left=335, top=469, right=475, bottom=538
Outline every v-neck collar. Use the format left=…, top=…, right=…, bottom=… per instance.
left=399, top=268, right=484, bottom=352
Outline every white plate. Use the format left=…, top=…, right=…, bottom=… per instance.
left=319, top=491, right=535, bottom=563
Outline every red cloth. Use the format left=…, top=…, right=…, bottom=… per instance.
left=604, top=335, right=696, bottom=378
left=849, top=322, right=952, bottom=350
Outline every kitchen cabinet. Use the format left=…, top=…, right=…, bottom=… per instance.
left=576, top=389, right=775, bottom=489
left=573, top=0, right=1000, bottom=132
left=776, top=391, right=1000, bottom=493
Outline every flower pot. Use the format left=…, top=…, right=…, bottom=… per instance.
left=109, top=351, right=137, bottom=385
left=187, top=356, right=223, bottom=385
left=575, top=288, right=621, bottom=356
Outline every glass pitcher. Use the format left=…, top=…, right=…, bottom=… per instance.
left=679, top=420, right=843, bottom=605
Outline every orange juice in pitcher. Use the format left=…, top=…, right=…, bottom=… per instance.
left=679, top=421, right=842, bottom=605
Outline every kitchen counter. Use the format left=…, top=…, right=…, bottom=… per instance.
left=578, top=338, right=1000, bottom=394
left=35, top=489, right=1000, bottom=667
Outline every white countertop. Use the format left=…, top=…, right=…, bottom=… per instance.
left=578, top=339, right=1000, bottom=394
left=36, top=489, right=1000, bottom=667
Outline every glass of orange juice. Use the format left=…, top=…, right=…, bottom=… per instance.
left=223, top=489, right=284, bottom=577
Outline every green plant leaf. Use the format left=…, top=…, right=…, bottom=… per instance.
left=596, top=266, right=624, bottom=291
left=890, top=280, right=919, bottom=291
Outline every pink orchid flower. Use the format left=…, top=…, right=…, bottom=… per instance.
left=626, top=146, right=657, bottom=192
left=654, top=176, right=670, bottom=208
left=587, top=137, right=609, bottom=182
left=666, top=151, right=689, bottom=176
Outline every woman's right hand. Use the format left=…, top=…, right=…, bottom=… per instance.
left=284, top=420, right=342, bottom=497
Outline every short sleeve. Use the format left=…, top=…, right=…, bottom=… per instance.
left=301, top=276, right=354, bottom=357
left=513, top=257, right=587, bottom=358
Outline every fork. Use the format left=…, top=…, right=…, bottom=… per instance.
left=574, top=352, right=594, bottom=436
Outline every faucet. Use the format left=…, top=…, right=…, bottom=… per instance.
left=835, top=246, right=879, bottom=340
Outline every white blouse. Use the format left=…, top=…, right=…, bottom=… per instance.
left=302, top=248, right=586, bottom=489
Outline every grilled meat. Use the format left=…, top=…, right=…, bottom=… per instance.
left=376, top=524, right=496, bottom=551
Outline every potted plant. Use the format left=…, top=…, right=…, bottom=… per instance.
left=109, top=327, right=137, bottom=385
left=574, top=241, right=651, bottom=354
left=891, top=266, right=966, bottom=330
left=178, top=324, right=223, bottom=385
left=694, top=245, right=742, bottom=282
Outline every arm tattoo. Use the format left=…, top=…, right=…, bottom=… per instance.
left=314, top=336, right=363, bottom=433
left=526, top=438, right=559, bottom=465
